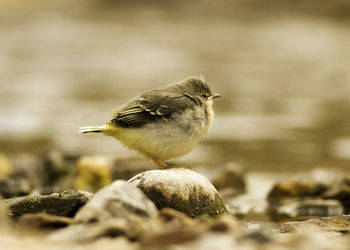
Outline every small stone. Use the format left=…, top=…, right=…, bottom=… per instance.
left=202, top=214, right=241, bottom=233
left=128, top=168, right=227, bottom=218
left=158, top=207, right=194, bottom=224
left=17, top=213, right=73, bottom=230
left=141, top=210, right=241, bottom=247
left=141, top=223, right=203, bottom=247
left=0, top=175, right=33, bottom=198
left=0, top=154, right=42, bottom=198
left=41, top=150, right=69, bottom=186
left=270, top=199, right=344, bottom=221
left=0, top=153, right=12, bottom=177
left=236, top=231, right=271, bottom=244
left=323, top=175, right=350, bottom=213
left=74, top=180, right=158, bottom=223
left=211, top=162, right=246, bottom=194
left=5, top=190, right=93, bottom=218
left=75, top=155, right=112, bottom=191
left=267, top=179, right=328, bottom=206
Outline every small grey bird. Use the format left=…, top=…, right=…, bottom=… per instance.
left=79, top=76, right=221, bottom=169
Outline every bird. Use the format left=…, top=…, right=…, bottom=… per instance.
left=79, top=76, right=221, bottom=169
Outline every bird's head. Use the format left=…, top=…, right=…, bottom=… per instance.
left=181, top=76, right=221, bottom=104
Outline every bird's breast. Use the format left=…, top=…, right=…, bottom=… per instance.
left=177, top=104, right=213, bottom=139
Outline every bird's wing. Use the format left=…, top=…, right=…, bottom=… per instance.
left=111, top=93, right=196, bottom=128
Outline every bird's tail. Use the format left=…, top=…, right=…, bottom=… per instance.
left=78, top=125, right=106, bottom=134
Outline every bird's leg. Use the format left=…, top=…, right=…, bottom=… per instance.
left=153, top=159, right=168, bottom=169
left=170, top=165, right=192, bottom=170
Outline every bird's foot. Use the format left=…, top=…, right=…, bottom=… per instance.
left=153, top=159, right=168, bottom=169
left=168, top=165, right=192, bottom=170
left=153, top=159, right=192, bottom=170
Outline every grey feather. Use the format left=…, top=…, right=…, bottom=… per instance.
left=111, top=94, right=197, bottom=128
left=111, top=77, right=211, bottom=128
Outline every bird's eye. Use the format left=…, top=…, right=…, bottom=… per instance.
left=201, top=94, right=208, bottom=99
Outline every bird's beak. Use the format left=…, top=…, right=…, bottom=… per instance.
left=209, top=93, right=222, bottom=100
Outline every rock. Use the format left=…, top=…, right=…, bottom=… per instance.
left=142, top=212, right=241, bottom=247
left=74, top=180, right=158, bottom=223
left=75, top=155, right=112, bottom=192
left=158, top=207, right=195, bottom=225
left=2, top=227, right=138, bottom=250
left=17, top=213, right=73, bottom=230
left=0, top=196, right=11, bottom=229
left=236, top=231, right=271, bottom=244
left=141, top=221, right=203, bottom=247
left=5, top=190, right=93, bottom=218
left=201, top=214, right=241, bottom=233
left=0, top=154, right=42, bottom=198
left=49, top=181, right=158, bottom=242
left=323, top=175, right=350, bottom=213
left=266, top=171, right=350, bottom=221
left=111, top=157, right=156, bottom=180
left=211, top=162, right=246, bottom=195
left=277, top=215, right=350, bottom=235
left=270, top=199, right=344, bottom=221
left=226, top=193, right=268, bottom=220
left=0, top=175, right=34, bottom=198
left=0, top=152, right=73, bottom=198
left=49, top=219, right=144, bottom=243
left=128, top=168, right=227, bottom=218
left=0, top=153, right=12, bottom=177
left=267, top=178, right=343, bottom=221
left=41, top=150, right=69, bottom=187
left=267, top=179, right=328, bottom=206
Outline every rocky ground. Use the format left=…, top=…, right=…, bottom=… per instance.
left=1, top=151, right=350, bottom=250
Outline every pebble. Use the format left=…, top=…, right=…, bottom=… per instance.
left=210, top=162, right=246, bottom=194
left=0, top=153, right=12, bottom=177
left=75, top=155, right=112, bottom=191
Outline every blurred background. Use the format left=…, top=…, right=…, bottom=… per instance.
left=1, top=0, right=350, bottom=172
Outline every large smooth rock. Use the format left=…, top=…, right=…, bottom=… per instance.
left=128, top=168, right=227, bottom=218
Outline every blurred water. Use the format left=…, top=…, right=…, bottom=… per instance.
left=0, top=0, right=350, bottom=171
